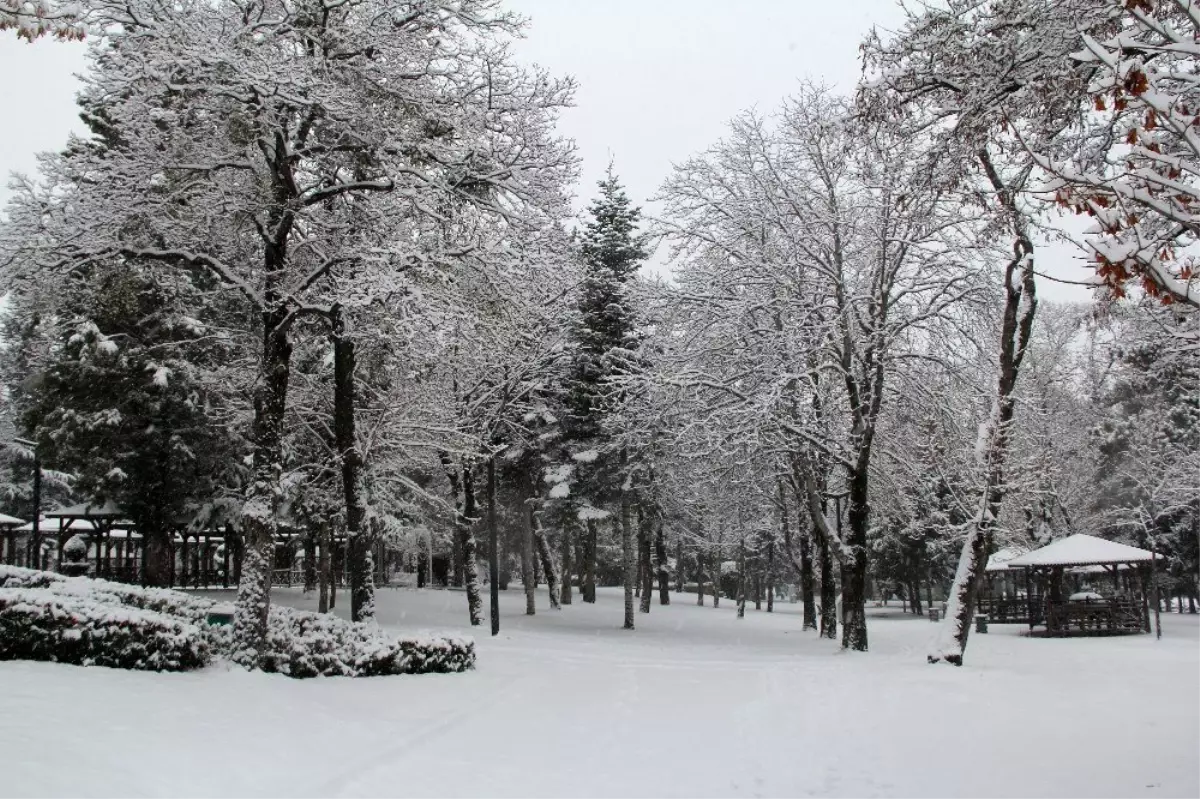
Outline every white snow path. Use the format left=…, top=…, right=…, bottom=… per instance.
left=0, top=586, right=1196, bottom=798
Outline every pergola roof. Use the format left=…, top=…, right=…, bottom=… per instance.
left=13, top=517, right=98, bottom=533
left=45, top=500, right=126, bottom=519
left=1006, top=534, right=1154, bottom=568
left=985, top=547, right=1029, bottom=572
left=0, top=512, right=24, bottom=528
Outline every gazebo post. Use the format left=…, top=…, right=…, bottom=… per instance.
left=222, top=526, right=231, bottom=588
left=181, top=533, right=190, bottom=588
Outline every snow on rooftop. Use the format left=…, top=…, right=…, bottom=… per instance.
left=44, top=500, right=126, bottom=518
left=0, top=513, right=25, bottom=527
left=985, top=547, right=1028, bottom=572
left=1006, top=534, right=1154, bottom=568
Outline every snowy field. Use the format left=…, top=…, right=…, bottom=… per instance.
left=1, top=585, right=1196, bottom=798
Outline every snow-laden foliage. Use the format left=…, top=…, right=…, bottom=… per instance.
left=0, top=567, right=474, bottom=677
left=256, top=606, right=475, bottom=678
left=0, top=588, right=211, bottom=671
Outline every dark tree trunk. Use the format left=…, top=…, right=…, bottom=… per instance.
left=766, top=535, right=775, bottom=613
left=332, top=309, right=372, bottom=623
left=522, top=484, right=537, bottom=617
left=560, top=523, right=574, bottom=605
left=452, top=525, right=464, bottom=588
left=654, top=516, right=670, bottom=606
left=675, top=539, right=684, bottom=594
left=583, top=519, right=598, bottom=603
left=737, top=538, right=747, bottom=619
left=441, top=453, right=483, bottom=625
left=711, top=552, right=721, bottom=608
left=841, top=469, right=870, bottom=651
left=819, top=536, right=837, bottom=639
left=696, top=555, right=705, bottom=606
left=302, top=535, right=316, bottom=593
left=621, top=495, right=635, bottom=629
left=318, top=521, right=331, bottom=613
left=638, top=505, right=653, bottom=613
left=488, top=456, right=500, bottom=635
left=142, top=528, right=172, bottom=588
left=233, top=307, right=292, bottom=663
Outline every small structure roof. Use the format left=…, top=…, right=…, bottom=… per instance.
left=0, top=512, right=24, bottom=528
left=13, top=517, right=98, bottom=533
left=45, top=500, right=126, bottom=518
left=1006, top=534, right=1153, bottom=568
left=985, top=547, right=1028, bottom=572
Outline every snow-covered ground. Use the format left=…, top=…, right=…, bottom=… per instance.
left=2, top=585, right=1196, bottom=798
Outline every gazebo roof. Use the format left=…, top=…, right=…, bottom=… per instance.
left=13, top=517, right=98, bottom=533
left=1006, top=534, right=1154, bottom=568
left=0, top=512, right=24, bottom=528
left=985, top=547, right=1028, bottom=572
left=45, top=500, right=126, bottom=519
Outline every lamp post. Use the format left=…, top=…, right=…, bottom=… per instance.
left=12, top=437, right=40, bottom=569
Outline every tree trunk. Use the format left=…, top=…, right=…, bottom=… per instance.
left=931, top=149, right=1037, bottom=666
left=461, top=464, right=484, bottom=626
left=530, top=500, right=561, bottom=610
left=442, top=453, right=483, bottom=626
left=560, top=523, right=573, bottom=605
left=332, top=310, right=372, bottom=623
left=838, top=465, right=870, bottom=651
left=487, top=456, right=500, bottom=635
left=142, top=529, right=172, bottom=588
left=638, top=505, right=653, bottom=613
left=819, top=536, right=837, bottom=639
left=302, top=535, right=316, bottom=593
left=522, top=489, right=536, bottom=617
left=318, top=522, right=331, bottom=614
left=696, top=556, right=705, bottom=606
left=621, top=495, right=635, bottom=629
left=654, top=516, right=670, bottom=606
left=737, top=538, right=747, bottom=619
left=675, top=538, right=684, bottom=593
left=583, top=518, right=598, bottom=603
left=711, top=552, right=721, bottom=608
left=232, top=308, right=292, bottom=664
left=766, top=535, right=775, bottom=613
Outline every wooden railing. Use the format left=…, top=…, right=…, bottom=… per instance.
left=1044, top=597, right=1145, bottom=636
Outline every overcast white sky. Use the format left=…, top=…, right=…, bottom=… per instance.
left=0, top=0, right=1094, bottom=301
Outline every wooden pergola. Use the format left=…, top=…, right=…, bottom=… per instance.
left=45, top=501, right=133, bottom=580
left=977, top=547, right=1035, bottom=624
left=1004, top=534, right=1155, bottom=637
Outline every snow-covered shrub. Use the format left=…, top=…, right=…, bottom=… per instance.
left=62, top=535, right=88, bottom=562
left=0, top=565, right=66, bottom=589
left=0, top=587, right=210, bottom=671
left=257, top=606, right=475, bottom=678
left=0, top=566, right=473, bottom=677
left=0, top=565, right=214, bottom=623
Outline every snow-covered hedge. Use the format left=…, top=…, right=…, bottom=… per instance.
left=0, top=565, right=213, bottom=623
left=0, top=566, right=475, bottom=678
left=258, top=606, right=475, bottom=678
left=0, top=587, right=210, bottom=671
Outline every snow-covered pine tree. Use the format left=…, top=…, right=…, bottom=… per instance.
left=558, top=168, right=646, bottom=626
left=19, top=265, right=242, bottom=585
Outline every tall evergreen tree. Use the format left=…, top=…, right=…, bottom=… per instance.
left=20, top=265, right=244, bottom=586
left=554, top=168, right=646, bottom=615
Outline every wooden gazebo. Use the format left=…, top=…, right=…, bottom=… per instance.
left=1005, top=534, right=1155, bottom=637
left=45, top=501, right=133, bottom=579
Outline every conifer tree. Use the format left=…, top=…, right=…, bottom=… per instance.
left=555, top=168, right=646, bottom=618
